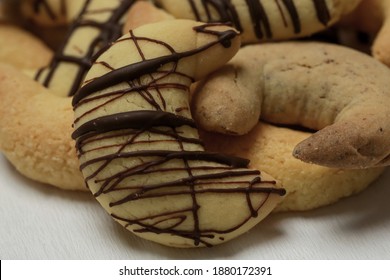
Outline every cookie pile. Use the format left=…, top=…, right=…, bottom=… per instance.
left=0, top=0, right=389, bottom=247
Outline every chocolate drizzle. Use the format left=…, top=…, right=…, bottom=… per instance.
left=35, top=0, right=136, bottom=96
left=33, top=0, right=67, bottom=20
left=312, top=0, right=331, bottom=26
left=72, top=22, right=285, bottom=246
left=187, top=0, right=331, bottom=39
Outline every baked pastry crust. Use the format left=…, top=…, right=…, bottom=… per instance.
left=200, top=123, right=386, bottom=212
left=155, top=0, right=362, bottom=42
left=72, top=20, right=286, bottom=247
left=192, top=41, right=390, bottom=168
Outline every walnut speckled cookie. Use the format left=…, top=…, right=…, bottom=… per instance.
left=200, top=123, right=386, bottom=212
left=155, top=0, right=362, bottom=42
left=72, top=20, right=286, bottom=247
left=192, top=41, right=390, bottom=169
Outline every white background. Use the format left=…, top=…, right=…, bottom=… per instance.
left=1, top=154, right=390, bottom=260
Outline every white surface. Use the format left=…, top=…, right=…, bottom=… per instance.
left=1, top=154, right=390, bottom=260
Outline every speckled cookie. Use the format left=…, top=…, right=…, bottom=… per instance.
left=192, top=41, right=390, bottom=169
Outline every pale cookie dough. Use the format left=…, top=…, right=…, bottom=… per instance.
left=123, top=1, right=174, bottom=32
left=31, top=0, right=136, bottom=97
left=200, top=123, right=386, bottom=212
left=192, top=41, right=390, bottom=169
left=0, top=1, right=136, bottom=190
left=0, top=63, right=84, bottom=191
left=154, top=0, right=362, bottom=42
left=72, top=20, right=286, bottom=247
left=0, top=24, right=52, bottom=69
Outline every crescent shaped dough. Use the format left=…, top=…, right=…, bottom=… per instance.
left=0, top=0, right=136, bottom=190
left=24, top=0, right=136, bottom=97
left=72, top=19, right=286, bottom=247
left=192, top=41, right=390, bottom=169
left=0, top=62, right=383, bottom=211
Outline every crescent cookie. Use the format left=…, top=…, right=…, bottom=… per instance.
left=1, top=59, right=382, bottom=208
left=0, top=1, right=136, bottom=190
left=31, top=0, right=136, bottom=97
left=192, top=41, right=390, bottom=169
left=72, top=20, right=286, bottom=247
left=200, top=123, right=386, bottom=212
left=154, top=0, right=362, bottom=42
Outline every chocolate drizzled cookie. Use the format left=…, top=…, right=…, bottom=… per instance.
left=72, top=20, right=285, bottom=247
left=155, top=0, right=361, bottom=42
left=33, top=0, right=135, bottom=97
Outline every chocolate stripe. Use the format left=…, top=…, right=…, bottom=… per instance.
left=35, top=0, right=136, bottom=96
left=72, top=110, right=196, bottom=139
left=73, top=26, right=238, bottom=106
left=186, top=0, right=331, bottom=39
left=313, top=0, right=331, bottom=26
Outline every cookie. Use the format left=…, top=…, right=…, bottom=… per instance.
left=192, top=41, right=390, bottom=169
left=31, top=0, right=136, bottom=97
left=0, top=63, right=84, bottom=191
left=72, top=19, right=286, bottom=247
left=200, top=123, right=386, bottom=211
left=0, top=24, right=52, bottom=69
left=154, top=0, right=362, bottom=42
left=123, top=1, right=175, bottom=32
left=0, top=0, right=137, bottom=190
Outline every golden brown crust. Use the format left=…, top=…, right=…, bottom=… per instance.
left=72, top=20, right=287, bottom=247
left=0, top=63, right=85, bottom=191
left=192, top=41, right=390, bottom=169
left=0, top=0, right=137, bottom=190
left=123, top=1, right=174, bottom=32
left=200, top=123, right=386, bottom=211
